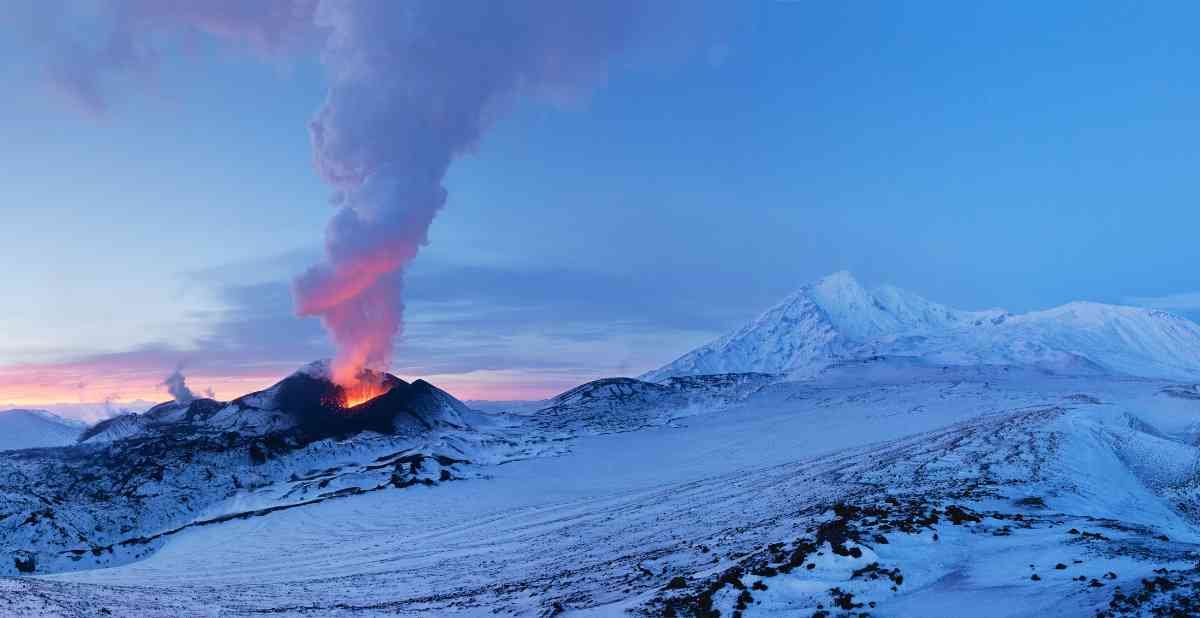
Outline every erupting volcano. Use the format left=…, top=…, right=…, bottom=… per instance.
left=309, top=366, right=403, bottom=410
left=0, top=1, right=655, bottom=395
left=338, top=374, right=395, bottom=409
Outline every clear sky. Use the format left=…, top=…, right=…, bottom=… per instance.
left=4, top=2, right=1200, bottom=415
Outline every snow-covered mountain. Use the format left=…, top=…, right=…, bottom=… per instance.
left=644, top=271, right=1200, bottom=382
left=0, top=409, right=84, bottom=451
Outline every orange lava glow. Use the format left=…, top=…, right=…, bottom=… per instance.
left=0, top=361, right=591, bottom=411
left=339, top=378, right=391, bottom=408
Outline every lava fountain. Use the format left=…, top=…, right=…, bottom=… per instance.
left=336, top=372, right=394, bottom=409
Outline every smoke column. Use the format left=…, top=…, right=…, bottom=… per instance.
left=293, top=1, right=643, bottom=386
left=26, top=1, right=653, bottom=386
left=163, top=367, right=195, bottom=404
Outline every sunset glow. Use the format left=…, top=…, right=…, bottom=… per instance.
left=0, top=363, right=287, bottom=408
left=0, top=359, right=586, bottom=414
left=7, top=3, right=1200, bottom=615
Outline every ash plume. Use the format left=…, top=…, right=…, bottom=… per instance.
left=10, top=0, right=317, bottom=115
left=294, top=1, right=646, bottom=386
left=162, top=367, right=195, bottom=404
left=22, top=0, right=661, bottom=385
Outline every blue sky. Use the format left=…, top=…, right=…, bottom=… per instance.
left=4, top=2, right=1200, bottom=409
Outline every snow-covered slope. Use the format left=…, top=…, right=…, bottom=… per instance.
left=7, top=367, right=1200, bottom=617
left=0, top=362, right=527, bottom=577
left=0, top=409, right=83, bottom=451
left=6, top=337, right=1200, bottom=615
left=644, top=271, right=1200, bottom=381
left=532, top=373, right=777, bottom=434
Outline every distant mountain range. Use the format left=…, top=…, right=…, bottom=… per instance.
left=644, top=271, right=1200, bottom=382
left=0, top=409, right=85, bottom=451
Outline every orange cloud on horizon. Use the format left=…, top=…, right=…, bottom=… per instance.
left=0, top=361, right=581, bottom=408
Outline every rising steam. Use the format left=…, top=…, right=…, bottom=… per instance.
left=25, top=0, right=654, bottom=386
left=293, top=2, right=644, bottom=386
left=162, top=367, right=195, bottom=404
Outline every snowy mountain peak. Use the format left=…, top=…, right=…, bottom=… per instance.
left=644, top=272, right=1200, bottom=382
left=809, top=269, right=865, bottom=300
left=808, top=271, right=986, bottom=340
left=642, top=272, right=983, bottom=381
left=0, top=409, right=84, bottom=451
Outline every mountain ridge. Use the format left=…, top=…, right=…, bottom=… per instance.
left=0, top=409, right=85, bottom=451
left=643, top=271, right=1200, bottom=382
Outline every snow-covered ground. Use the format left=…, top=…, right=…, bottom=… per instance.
left=4, top=363, right=1200, bottom=616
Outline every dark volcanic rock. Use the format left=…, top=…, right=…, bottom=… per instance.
left=80, top=365, right=471, bottom=448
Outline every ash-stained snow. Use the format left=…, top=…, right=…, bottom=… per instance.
left=2, top=361, right=1200, bottom=616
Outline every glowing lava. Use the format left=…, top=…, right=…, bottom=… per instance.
left=339, top=377, right=392, bottom=408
